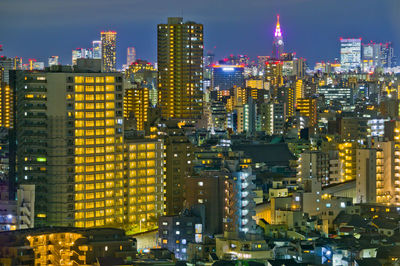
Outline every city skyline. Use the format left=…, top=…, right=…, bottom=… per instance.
left=1, top=0, right=399, bottom=67
left=2, top=1, right=400, bottom=264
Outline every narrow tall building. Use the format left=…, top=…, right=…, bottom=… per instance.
left=340, top=38, right=362, bottom=71
left=101, top=31, right=117, bottom=72
left=92, top=40, right=102, bottom=59
left=272, top=15, right=284, bottom=59
left=124, top=83, right=149, bottom=131
left=0, top=82, right=13, bottom=128
left=157, top=17, right=203, bottom=120
left=127, top=47, right=136, bottom=67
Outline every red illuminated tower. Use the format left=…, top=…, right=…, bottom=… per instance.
left=272, top=15, right=284, bottom=59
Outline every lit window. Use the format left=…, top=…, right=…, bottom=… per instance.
left=75, top=76, right=84, bottom=83
left=96, top=94, right=105, bottom=101
left=75, top=85, right=84, bottom=92
left=106, top=76, right=115, bottom=83
left=106, top=85, right=115, bottom=91
left=85, top=86, right=94, bottom=92
left=85, top=77, right=94, bottom=83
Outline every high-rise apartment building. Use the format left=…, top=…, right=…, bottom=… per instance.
left=297, top=150, right=329, bottom=186
left=265, top=61, right=283, bottom=96
left=92, top=40, right=102, bottom=59
left=362, top=42, right=381, bottom=72
left=157, top=17, right=203, bottom=119
left=259, top=101, right=285, bottom=135
left=338, top=142, right=357, bottom=182
left=127, top=47, right=136, bottom=67
left=101, top=31, right=117, bottom=72
left=340, top=38, right=362, bottom=71
left=11, top=64, right=164, bottom=229
left=163, top=122, right=194, bottom=215
left=224, top=166, right=257, bottom=235
left=297, top=98, right=317, bottom=127
left=12, top=68, right=125, bottom=227
left=124, top=84, right=149, bottom=131
left=124, top=137, right=164, bottom=231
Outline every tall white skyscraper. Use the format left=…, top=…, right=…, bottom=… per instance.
left=48, top=56, right=59, bottom=67
left=340, top=38, right=362, bottom=71
left=92, top=40, right=102, bottom=59
left=127, top=47, right=136, bottom=66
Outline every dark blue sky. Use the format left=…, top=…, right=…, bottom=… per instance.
left=1, top=0, right=399, bottom=67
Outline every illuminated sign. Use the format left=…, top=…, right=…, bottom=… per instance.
left=222, top=67, right=234, bottom=71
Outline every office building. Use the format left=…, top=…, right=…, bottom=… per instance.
left=272, top=15, right=284, bottom=59
left=48, top=56, right=59, bottom=67
left=157, top=17, right=203, bottom=119
left=212, top=65, right=244, bottom=91
left=340, top=38, right=362, bottom=71
left=127, top=47, right=136, bottom=67
left=92, top=40, right=102, bottom=59
left=362, top=42, right=381, bottom=72
left=380, top=42, right=395, bottom=68
left=317, top=86, right=353, bottom=106
left=101, top=31, right=117, bottom=72
left=72, top=48, right=92, bottom=65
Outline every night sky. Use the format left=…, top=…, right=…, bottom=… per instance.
left=1, top=0, right=399, bottom=67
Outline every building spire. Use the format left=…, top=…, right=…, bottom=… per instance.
left=272, top=14, right=284, bottom=59
left=275, top=14, right=282, bottom=37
